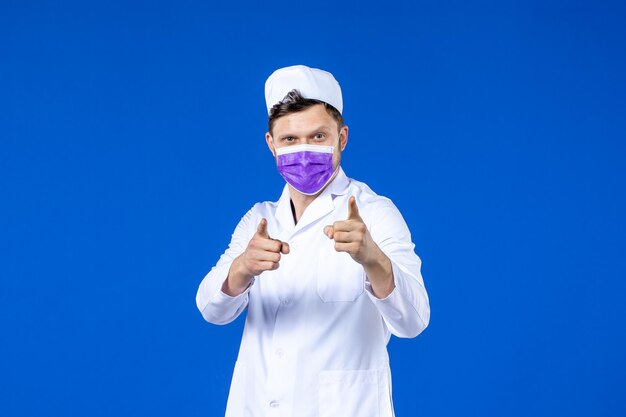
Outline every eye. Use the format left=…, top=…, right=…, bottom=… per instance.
left=283, top=136, right=296, bottom=143
left=314, top=133, right=326, bottom=140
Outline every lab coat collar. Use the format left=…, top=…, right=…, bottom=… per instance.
left=325, top=167, right=350, bottom=197
left=275, top=167, right=350, bottom=236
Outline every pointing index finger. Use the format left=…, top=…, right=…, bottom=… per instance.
left=256, top=218, right=269, bottom=238
left=347, top=196, right=362, bottom=221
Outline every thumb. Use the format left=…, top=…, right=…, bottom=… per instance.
left=256, top=218, right=269, bottom=238
left=347, top=196, right=362, bottom=220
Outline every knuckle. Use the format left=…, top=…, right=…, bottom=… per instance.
left=248, top=263, right=258, bottom=274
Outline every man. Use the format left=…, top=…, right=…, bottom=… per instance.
left=196, top=65, right=430, bottom=417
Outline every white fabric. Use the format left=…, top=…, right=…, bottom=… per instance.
left=275, top=144, right=334, bottom=156
left=265, top=65, right=343, bottom=114
left=196, top=168, right=430, bottom=417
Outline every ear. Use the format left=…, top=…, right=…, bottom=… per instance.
left=265, top=132, right=276, bottom=157
left=339, top=125, right=349, bottom=152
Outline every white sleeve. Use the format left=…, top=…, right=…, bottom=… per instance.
left=364, top=200, right=430, bottom=338
left=195, top=206, right=257, bottom=325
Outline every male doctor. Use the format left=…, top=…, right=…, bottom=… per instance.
left=196, top=65, right=430, bottom=417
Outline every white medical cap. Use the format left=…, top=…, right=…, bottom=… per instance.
left=264, top=65, right=343, bottom=115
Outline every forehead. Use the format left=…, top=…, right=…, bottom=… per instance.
left=271, top=104, right=338, bottom=134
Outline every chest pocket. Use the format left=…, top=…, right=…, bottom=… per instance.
left=316, top=239, right=365, bottom=302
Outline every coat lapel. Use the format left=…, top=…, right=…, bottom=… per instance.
left=274, top=168, right=352, bottom=238
left=293, top=168, right=351, bottom=235
left=275, top=185, right=296, bottom=236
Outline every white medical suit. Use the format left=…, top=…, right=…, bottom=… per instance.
left=196, top=168, right=430, bottom=417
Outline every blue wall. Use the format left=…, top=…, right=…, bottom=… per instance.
left=2, top=1, right=625, bottom=416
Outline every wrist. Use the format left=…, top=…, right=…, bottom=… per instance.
left=363, top=246, right=389, bottom=272
left=223, top=256, right=254, bottom=296
left=364, top=250, right=394, bottom=297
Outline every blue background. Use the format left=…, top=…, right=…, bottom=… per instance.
left=2, top=0, right=625, bottom=416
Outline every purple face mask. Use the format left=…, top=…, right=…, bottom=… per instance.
left=275, top=144, right=338, bottom=195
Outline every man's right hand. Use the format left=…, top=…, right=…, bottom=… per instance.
left=222, top=218, right=290, bottom=296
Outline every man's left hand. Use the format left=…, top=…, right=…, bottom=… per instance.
left=323, top=196, right=395, bottom=298
left=324, top=196, right=378, bottom=266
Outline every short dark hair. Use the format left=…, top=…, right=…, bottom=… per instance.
left=268, top=89, right=344, bottom=135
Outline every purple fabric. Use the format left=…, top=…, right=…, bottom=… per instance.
left=277, top=150, right=335, bottom=195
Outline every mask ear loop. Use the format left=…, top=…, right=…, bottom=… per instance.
left=327, top=130, right=342, bottom=185
left=336, top=129, right=344, bottom=160
left=337, top=127, right=346, bottom=153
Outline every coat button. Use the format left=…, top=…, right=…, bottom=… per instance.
left=275, top=348, right=284, bottom=358
left=269, top=400, right=280, bottom=408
